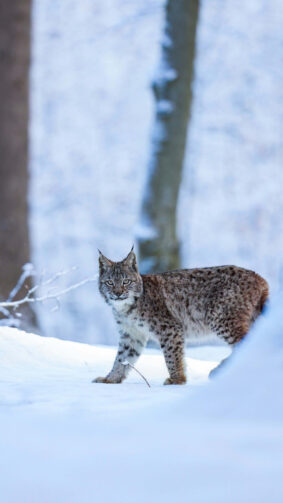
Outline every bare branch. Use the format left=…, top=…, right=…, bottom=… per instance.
left=0, top=305, right=11, bottom=317
left=0, top=269, right=98, bottom=317
left=7, top=263, right=35, bottom=301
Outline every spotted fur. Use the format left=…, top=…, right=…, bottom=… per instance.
left=93, top=248, right=269, bottom=385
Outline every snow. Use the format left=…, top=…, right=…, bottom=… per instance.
left=156, top=99, right=174, bottom=115
left=0, top=297, right=283, bottom=502
left=154, top=65, right=179, bottom=86
left=0, top=325, right=229, bottom=412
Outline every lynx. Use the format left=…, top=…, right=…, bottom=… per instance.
left=93, top=248, right=269, bottom=385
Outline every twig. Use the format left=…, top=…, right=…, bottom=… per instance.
left=122, top=360, right=151, bottom=388
left=7, top=263, right=35, bottom=301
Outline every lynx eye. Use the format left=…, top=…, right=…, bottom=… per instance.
left=105, top=280, right=114, bottom=286
left=123, top=279, right=132, bottom=285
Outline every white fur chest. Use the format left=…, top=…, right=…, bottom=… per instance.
left=112, top=304, right=155, bottom=344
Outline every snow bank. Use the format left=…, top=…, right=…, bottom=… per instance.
left=0, top=296, right=282, bottom=502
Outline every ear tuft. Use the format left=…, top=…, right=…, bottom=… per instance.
left=98, top=250, right=113, bottom=271
left=123, top=246, right=138, bottom=272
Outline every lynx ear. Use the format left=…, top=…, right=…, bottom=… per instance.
left=123, top=246, right=138, bottom=271
left=98, top=250, right=114, bottom=271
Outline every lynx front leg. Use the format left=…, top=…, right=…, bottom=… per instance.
left=161, top=331, right=186, bottom=385
left=92, top=331, right=147, bottom=384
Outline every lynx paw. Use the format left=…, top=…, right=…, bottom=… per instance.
left=163, top=376, right=186, bottom=385
left=92, top=376, right=121, bottom=384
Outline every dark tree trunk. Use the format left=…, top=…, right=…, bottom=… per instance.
left=136, top=0, right=199, bottom=273
left=0, top=0, right=36, bottom=328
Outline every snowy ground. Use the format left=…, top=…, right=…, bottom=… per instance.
left=1, top=298, right=283, bottom=502
left=0, top=326, right=229, bottom=413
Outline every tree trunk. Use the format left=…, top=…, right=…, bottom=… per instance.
left=136, top=0, right=199, bottom=273
left=0, top=0, right=36, bottom=328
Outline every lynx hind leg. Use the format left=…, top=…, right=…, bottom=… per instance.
left=92, top=332, right=147, bottom=384
left=161, top=331, right=186, bottom=385
left=208, top=310, right=251, bottom=377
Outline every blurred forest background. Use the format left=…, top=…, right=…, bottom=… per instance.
left=0, top=0, right=282, bottom=344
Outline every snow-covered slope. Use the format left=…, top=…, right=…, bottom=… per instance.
left=0, top=326, right=228, bottom=412
left=0, top=297, right=282, bottom=502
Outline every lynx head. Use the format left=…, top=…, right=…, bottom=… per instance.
left=98, top=247, right=143, bottom=307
